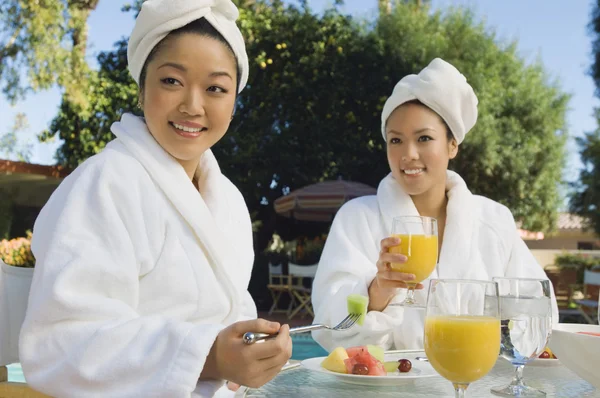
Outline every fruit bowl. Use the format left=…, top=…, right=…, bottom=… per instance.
left=548, top=323, right=600, bottom=388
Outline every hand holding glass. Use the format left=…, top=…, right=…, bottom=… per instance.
left=388, top=216, right=438, bottom=307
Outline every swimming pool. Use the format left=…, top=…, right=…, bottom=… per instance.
left=7, top=363, right=24, bottom=383
left=6, top=335, right=326, bottom=383
left=291, top=334, right=328, bottom=360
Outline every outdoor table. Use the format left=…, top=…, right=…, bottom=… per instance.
left=235, top=350, right=598, bottom=397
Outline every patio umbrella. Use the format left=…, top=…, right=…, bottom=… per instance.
left=274, top=179, right=376, bottom=222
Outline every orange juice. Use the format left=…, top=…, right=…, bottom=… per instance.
left=424, top=315, right=500, bottom=384
left=389, top=234, right=437, bottom=282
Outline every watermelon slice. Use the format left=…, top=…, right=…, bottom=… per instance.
left=346, top=346, right=368, bottom=358
left=343, top=346, right=386, bottom=376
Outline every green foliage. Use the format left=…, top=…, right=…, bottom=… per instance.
left=570, top=127, right=600, bottom=235
left=40, top=39, right=138, bottom=166
left=555, top=252, right=600, bottom=269
left=554, top=252, right=600, bottom=283
left=0, top=0, right=97, bottom=108
left=571, top=0, right=600, bottom=235
left=263, top=233, right=326, bottom=265
left=47, top=1, right=568, bottom=244
left=590, top=0, right=600, bottom=97
left=221, top=1, right=394, bottom=245
left=0, top=194, right=13, bottom=240
left=0, top=112, right=32, bottom=162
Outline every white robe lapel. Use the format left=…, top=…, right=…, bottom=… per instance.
left=376, top=173, right=420, bottom=232
left=438, top=171, right=485, bottom=280
left=110, top=114, right=240, bottom=322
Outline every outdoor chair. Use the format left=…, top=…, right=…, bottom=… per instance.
left=287, top=263, right=318, bottom=319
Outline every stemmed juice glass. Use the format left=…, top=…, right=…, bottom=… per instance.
left=388, top=216, right=438, bottom=307
left=424, top=279, right=501, bottom=398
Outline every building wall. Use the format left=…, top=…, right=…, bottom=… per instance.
left=525, top=230, right=598, bottom=251
left=530, top=249, right=600, bottom=270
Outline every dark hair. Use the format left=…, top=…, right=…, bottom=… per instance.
left=138, top=18, right=241, bottom=95
left=403, top=99, right=454, bottom=142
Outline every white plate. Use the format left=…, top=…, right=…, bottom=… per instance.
left=300, top=353, right=440, bottom=386
left=527, top=358, right=561, bottom=367
left=549, top=323, right=600, bottom=388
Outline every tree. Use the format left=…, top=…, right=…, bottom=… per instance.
left=591, top=0, right=600, bottom=97
left=570, top=0, right=600, bottom=234
left=48, top=1, right=568, bottom=241
left=40, top=38, right=138, bottom=165
left=570, top=126, right=600, bottom=234
left=0, top=113, right=32, bottom=162
left=0, top=0, right=98, bottom=108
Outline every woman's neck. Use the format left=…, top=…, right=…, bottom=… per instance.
left=411, top=181, right=448, bottom=220
left=178, top=158, right=199, bottom=182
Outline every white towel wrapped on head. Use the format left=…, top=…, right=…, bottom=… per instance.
left=381, top=58, right=478, bottom=144
left=127, top=0, right=249, bottom=92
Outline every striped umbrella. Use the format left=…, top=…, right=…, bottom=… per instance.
left=274, top=180, right=376, bottom=222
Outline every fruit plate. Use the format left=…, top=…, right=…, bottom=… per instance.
left=300, top=352, right=440, bottom=386
left=527, top=358, right=561, bottom=367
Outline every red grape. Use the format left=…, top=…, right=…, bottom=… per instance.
left=398, top=359, right=412, bottom=372
left=352, top=364, right=369, bottom=375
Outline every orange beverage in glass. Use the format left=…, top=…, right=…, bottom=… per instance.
left=388, top=216, right=438, bottom=307
left=389, top=233, right=438, bottom=283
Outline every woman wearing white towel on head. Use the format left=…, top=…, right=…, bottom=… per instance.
left=18, top=1, right=291, bottom=397
left=311, top=58, right=559, bottom=352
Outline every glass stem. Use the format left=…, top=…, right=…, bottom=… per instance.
left=405, top=286, right=416, bottom=304
left=512, top=364, right=525, bottom=387
left=453, top=383, right=468, bottom=398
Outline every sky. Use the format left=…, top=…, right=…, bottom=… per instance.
left=0, top=0, right=597, bottom=189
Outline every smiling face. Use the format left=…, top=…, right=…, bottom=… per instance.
left=140, top=32, right=237, bottom=176
left=386, top=102, right=458, bottom=197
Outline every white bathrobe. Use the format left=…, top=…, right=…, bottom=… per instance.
left=311, top=171, right=559, bottom=352
left=18, top=114, right=256, bottom=398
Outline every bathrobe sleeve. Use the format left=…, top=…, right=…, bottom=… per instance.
left=19, top=154, right=225, bottom=398
left=500, top=207, right=560, bottom=325
left=311, top=199, right=400, bottom=352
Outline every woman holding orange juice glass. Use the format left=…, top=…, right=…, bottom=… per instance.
left=311, top=58, right=558, bottom=352
left=389, top=215, right=438, bottom=307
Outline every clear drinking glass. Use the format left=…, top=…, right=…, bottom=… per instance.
left=491, top=277, right=552, bottom=397
left=424, top=279, right=501, bottom=398
left=388, top=216, right=438, bottom=307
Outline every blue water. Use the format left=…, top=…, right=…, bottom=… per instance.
left=6, top=336, right=326, bottom=383
left=291, top=334, right=328, bottom=360
left=7, top=363, right=25, bottom=383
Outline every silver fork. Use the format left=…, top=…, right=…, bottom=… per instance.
left=242, top=313, right=362, bottom=344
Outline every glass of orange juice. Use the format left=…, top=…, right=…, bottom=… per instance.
left=388, top=215, right=438, bottom=307
left=424, top=279, right=501, bottom=398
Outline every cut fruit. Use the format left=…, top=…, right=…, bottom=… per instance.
left=383, top=361, right=399, bottom=373
left=321, top=347, right=349, bottom=373
left=367, top=345, right=385, bottom=363
left=347, top=294, right=369, bottom=326
left=344, top=349, right=386, bottom=376
left=346, top=346, right=367, bottom=358
left=539, top=346, right=557, bottom=359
